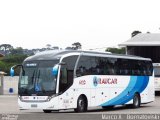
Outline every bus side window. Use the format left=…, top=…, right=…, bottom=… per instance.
left=140, top=61, right=146, bottom=75
left=146, top=61, right=153, bottom=76
left=76, top=66, right=85, bottom=77
left=76, top=56, right=92, bottom=76
left=131, top=60, right=137, bottom=76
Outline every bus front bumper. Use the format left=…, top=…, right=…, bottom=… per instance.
left=18, top=97, right=59, bottom=110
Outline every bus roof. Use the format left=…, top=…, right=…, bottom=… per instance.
left=24, top=50, right=152, bottom=62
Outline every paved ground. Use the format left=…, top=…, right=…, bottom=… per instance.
left=0, top=94, right=160, bottom=120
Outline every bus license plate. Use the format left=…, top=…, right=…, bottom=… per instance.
left=31, top=104, right=37, bottom=108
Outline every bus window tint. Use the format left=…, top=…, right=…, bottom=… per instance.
left=76, top=56, right=92, bottom=76
left=117, top=59, right=131, bottom=75
left=99, top=57, right=117, bottom=75
left=76, top=56, right=117, bottom=76
left=76, top=56, right=153, bottom=76
left=146, top=61, right=153, bottom=76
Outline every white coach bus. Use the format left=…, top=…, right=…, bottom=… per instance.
left=10, top=50, right=154, bottom=113
left=153, top=63, right=160, bottom=92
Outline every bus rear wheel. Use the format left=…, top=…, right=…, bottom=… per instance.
left=74, top=96, right=87, bottom=112
left=132, top=93, right=141, bottom=108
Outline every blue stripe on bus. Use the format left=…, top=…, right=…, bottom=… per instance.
left=100, top=76, right=149, bottom=106
left=119, top=76, right=149, bottom=104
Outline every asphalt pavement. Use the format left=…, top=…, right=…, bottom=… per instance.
left=0, top=94, right=160, bottom=120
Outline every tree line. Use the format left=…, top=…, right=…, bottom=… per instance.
left=0, top=42, right=82, bottom=75
left=1, top=30, right=146, bottom=75
left=0, top=41, right=127, bottom=75
left=0, top=42, right=82, bottom=56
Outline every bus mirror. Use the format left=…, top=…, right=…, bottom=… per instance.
left=10, top=67, right=15, bottom=77
left=52, top=65, right=59, bottom=76
left=10, top=64, right=23, bottom=77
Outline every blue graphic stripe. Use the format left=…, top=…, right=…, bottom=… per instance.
left=101, top=76, right=137, bottom=105
left=100, top=76, right=149, bottom=106
left=120, top=76, right=149, bottom=104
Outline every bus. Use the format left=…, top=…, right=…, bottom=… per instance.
left=10, top=50, right=154, bottom=113
left=153, top=63, right=160, bottom=92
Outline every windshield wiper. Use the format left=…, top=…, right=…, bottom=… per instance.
left=37, top=70, right=40, bottom=83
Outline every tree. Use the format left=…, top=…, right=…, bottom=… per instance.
left=131, top=30, right=142, bottom=37
left=0, top=54, right=28, bottom=75
left=52, top=46, right=59, bottom=50
left=10, top=47, right=23, bottom=55
left=46, top=44, right=52, bottom=50
left=106, top=47, right=126, bottom=54
left=72, top=42, right=82, bottom=50
left=65, top=47, right=73, bottom=50
left=0, top=44, right=13, bottom=55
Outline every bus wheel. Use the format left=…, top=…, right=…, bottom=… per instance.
left=74, top=96, right=87, bottom=112
left=132, top=93, right=141, bottom=108
left=43, top=110, right=52, bottom=113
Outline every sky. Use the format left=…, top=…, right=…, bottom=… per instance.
left=1, top=0, right=160, bottom=51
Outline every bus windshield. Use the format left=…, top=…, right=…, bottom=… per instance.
left=18, top=60, right=58, bottom=96
left=154, top=67, right=160, bottom=77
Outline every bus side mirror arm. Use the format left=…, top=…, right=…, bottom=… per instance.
left=10, top=64, right=23, bottom=77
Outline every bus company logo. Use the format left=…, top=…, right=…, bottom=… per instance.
left=93, top=76, right=98, bottom=87
left=93, top=76, right=117, bottom=87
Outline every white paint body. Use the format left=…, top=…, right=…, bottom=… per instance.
left=18, top=51, right=155, bottom=110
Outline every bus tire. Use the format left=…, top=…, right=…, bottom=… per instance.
left=74, top=95, right=87, bottom=112
left=132, top=93, right=141, bottom=108
left=43, top=110, right=52, bottom=113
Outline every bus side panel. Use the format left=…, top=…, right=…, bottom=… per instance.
left=71, top=75, right=154, bottom=109
left=72, top=76, right=95, bottom=107
left=141, top=76, right=155, bottom=103
left=57, top=88, right=75, bottom=110
left=126, top=76, right=155, bottom=104
left=97, top=76, right=130, bottom=106
left=73, top=75, right=130, bottom=107
left=57, top=78, right=92, bottom=110
left=95, top=76, right=130, bottom=106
